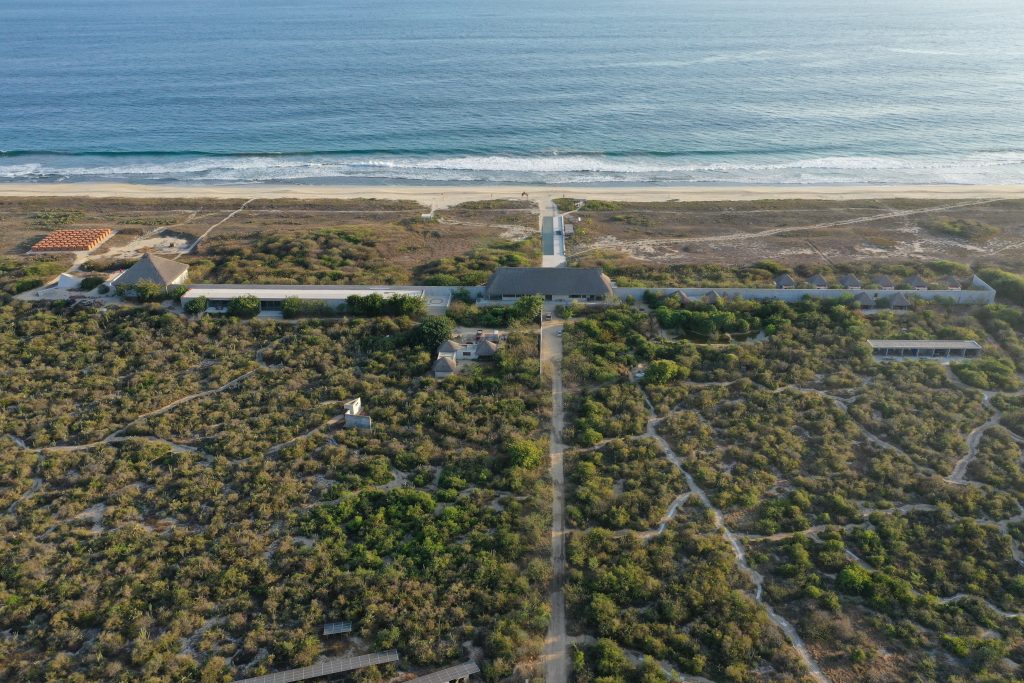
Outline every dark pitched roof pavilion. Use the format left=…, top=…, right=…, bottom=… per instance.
left=484, top=267, right=613, bottom=298
left=116, top=253, right=189, bottom=287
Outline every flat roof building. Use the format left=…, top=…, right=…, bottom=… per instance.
left=181, top=284, right=424, bottom=315
left=868, top=339, right=981, bottom=359
left=483, top=267, right=613, bottom=302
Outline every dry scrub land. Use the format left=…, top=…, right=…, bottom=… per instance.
left=563, top=198, right=1024, bottom=273
left=0, top=196, right=538, bottom=285
left=0, top=262, right=551, bottom=682
left=561, top=292, right=1024, bottom=683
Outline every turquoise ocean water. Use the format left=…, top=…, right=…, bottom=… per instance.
left=1, top=0, right=1023, bottom=185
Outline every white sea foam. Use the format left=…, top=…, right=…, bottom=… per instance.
left=3, top=151, right=1024, bottom=185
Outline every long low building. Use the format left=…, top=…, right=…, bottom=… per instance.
left=867, top=339, right=982, bottom=359
left=181, top=284, right=425, bottom=315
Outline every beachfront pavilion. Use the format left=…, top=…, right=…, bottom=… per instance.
left=867, top=339, right=982, bottom=359
left=483, top=267, right=613, bottom=302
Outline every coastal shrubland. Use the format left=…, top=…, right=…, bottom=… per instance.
left=0, top=299, right=550, bottom=682
left=561, top=293, right=1024, bottom=682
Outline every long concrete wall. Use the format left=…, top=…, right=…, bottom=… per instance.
left=614, top=274, right=995, bottom=306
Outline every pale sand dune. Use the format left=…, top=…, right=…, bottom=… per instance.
left=1, top=182, right=1024, bottom=208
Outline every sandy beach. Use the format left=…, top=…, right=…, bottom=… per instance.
left=1, top=182, right=1023, bottom=209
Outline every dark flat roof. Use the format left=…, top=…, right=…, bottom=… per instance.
left=867, top=340, right=981, bottom=350
left=406, top=662, right=481, bottom=683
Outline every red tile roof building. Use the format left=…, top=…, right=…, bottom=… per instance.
left=30, top=228, right=113, bottom=252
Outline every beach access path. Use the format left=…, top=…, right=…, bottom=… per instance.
left=541, top=317, right=568, bottom=683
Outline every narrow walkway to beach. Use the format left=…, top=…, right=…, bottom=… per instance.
left=542, top=318, right=569, bottom=683
left=541, top=198, right=566, bottom=267
left=177, top=197, right=256, bottom=258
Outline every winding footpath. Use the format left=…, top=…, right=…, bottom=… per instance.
left=636, top=391, right=831, bottom=683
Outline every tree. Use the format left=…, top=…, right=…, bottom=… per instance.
left=131, top=279, right=164, bottom=302
left=414, top=317, right=455, bottom=349
left=506, top=438, right=544, bottom=469
left=643, top=359, right=680, bottom=384
left=836, top=564, right=872, bottom=595
left=78, top=275, right=106, bottom=291
left=184, top=296, right=208, bottom=315
left=227, top=295, right=261, bottom=318
left=510, top=295, right=543, bottom=323
left=387, top=294, right=426, bottom=317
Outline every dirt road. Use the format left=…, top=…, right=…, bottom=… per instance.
left=542, top=319, right=568, bottom=683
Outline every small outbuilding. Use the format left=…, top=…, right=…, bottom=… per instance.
left=774, top=273, right=796, bottom=289
left=889, top=292, right=911, bottom=310
left=475, top=340, right=498, bottom=358
left=703, top=290, right=724, bottom=305
left=839, top=274, right=862, bottom=289
left=114, top=253, right=190, bottom=289
left=873, top=274, right=895, bottom=290
left=343, top=398, right=372, bottom=430
left=853, top=292, right=876, bottom=309
left=437, top=340, right=463, bottom=358
left=942, top=275, right=963, bottom=291
left=433, top=357, right=458, bottom=379
left=807, top=274, right=829, bottom=289
left=905, top=275, right=928, bottom=291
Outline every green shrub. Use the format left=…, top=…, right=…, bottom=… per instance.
left=281, top=297, right=337, bottom=319
left=227, top=294, right=261, bottom=318
left=183, top=296, right=208, bottom=315
left=78, top=275, right=106, bottom=291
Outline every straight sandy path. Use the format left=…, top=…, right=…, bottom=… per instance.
left=542, top=319, right=568, bottom=683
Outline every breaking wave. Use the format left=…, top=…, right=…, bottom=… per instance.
left=3, top=151, right=1024, bottom=185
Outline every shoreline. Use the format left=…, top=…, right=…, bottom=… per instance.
left=1, top=182, right=1023, bottom=208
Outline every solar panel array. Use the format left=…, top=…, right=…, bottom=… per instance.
left=322, top=621, right=353, bottom=636
left=406, top=661, right=481, bottom=683
left=233, top=650, right=399, bottom=683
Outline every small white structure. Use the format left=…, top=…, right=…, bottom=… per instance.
left=343, top=397, right=372, bottom=429
left=56, top=273, right=84, bottom=289
left=434, top=335, right=501, bottom=377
